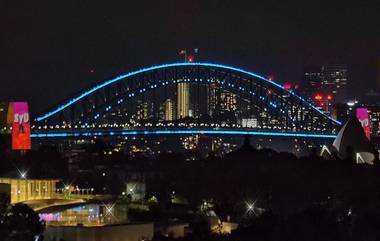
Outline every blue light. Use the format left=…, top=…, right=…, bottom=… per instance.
left=31, top=129, right=336, bottom=139
left=34, top=62, right=341, bottom=125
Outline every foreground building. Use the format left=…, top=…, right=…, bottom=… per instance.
left=0, top=178, right=58, bottom=203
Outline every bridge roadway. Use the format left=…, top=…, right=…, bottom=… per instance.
left=31, top=128, right=337, bottom=139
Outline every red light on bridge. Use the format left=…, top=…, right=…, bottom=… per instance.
left=187, top=56, right=194, bottom=62
left=283, top=83, right=300, bottom=90
left=283, top=83, right=291, bottom=90
left=267, top=75, right=274, bottom=81
left=314, top=94, right=323, bottom=100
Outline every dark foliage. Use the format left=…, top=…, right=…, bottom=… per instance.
left=0, top=203, right=44, bottom=241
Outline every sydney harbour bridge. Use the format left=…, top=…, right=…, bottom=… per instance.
left=31, top=62, right=342, bottom=139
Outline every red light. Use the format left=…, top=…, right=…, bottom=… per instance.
left=187, top=56, right=194, bottom=62
left=295, top=84, right=299, bottom=89
left=267, top=75, right=274, bottom=81
left=314, top=94, right=323, bottom=100
left=327, top=95, right=332, bottom=100
left=284, top=83, right=291, bottom=90
left=267, top=89, right=272, bottom=95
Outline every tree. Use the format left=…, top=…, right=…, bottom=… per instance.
left=0, top=203, right=44, bottom=241
left=190, top=214, right=211, bottom=240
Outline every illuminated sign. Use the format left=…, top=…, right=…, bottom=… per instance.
left=242, top=118, right=258, bottom=128
left=356, top=108, right=371, bottom=140
left=11, top=102, right=31, bottom=150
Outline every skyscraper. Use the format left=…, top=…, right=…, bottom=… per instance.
left=322, top=64, right=348, bottom=98
left=163, top=99, right=174, bottom=121
left=208, top=84, right=237, bottom=116
left=208, top=84, right=219, bottom=116
left=136, top=101, right=151, bottom=120
left=220, top=91, right=237, bottom=112
left=303, top=64, right=348, bottom=106
left=177, top=83, right=190, bottom=119
left=303, top=65, right=324, bottom=98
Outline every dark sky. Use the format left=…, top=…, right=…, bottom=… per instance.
left=1, top=0, right=379, bottom=114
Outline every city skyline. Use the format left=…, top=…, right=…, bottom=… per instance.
left=2, top=2, right=380, bottom=240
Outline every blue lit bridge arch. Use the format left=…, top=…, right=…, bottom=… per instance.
left=32, top=62, right=341, bottom=138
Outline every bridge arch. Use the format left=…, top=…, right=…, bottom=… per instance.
left=34, top=62, right=341, bottom=134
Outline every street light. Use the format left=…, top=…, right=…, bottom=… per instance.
left=247, top=204, right=254, bottom=211
left=18, top=170, right=27, bottom=179
left=245, top=200, right=257, bottom=216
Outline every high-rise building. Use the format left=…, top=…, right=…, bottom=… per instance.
left=303, top=64, right=348, bottom=110
left=177, top=83, right=190, bottom=119
left=303, top=65, right=324, bottom=97
left=367, top=105, right=380, bottom=136
left=208, top=84, right=237, bottom=116
left=220, top=91, right=237, bottom=112
left=163, top=99, right=174, bottom=121
left=136, top=101, right=150, bottom=120
left=207, top=84, right=218, bottom=116
left=323, top=64, right=348, bottom=98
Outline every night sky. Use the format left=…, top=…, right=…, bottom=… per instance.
left=1, top=0, right=379, bottom=114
